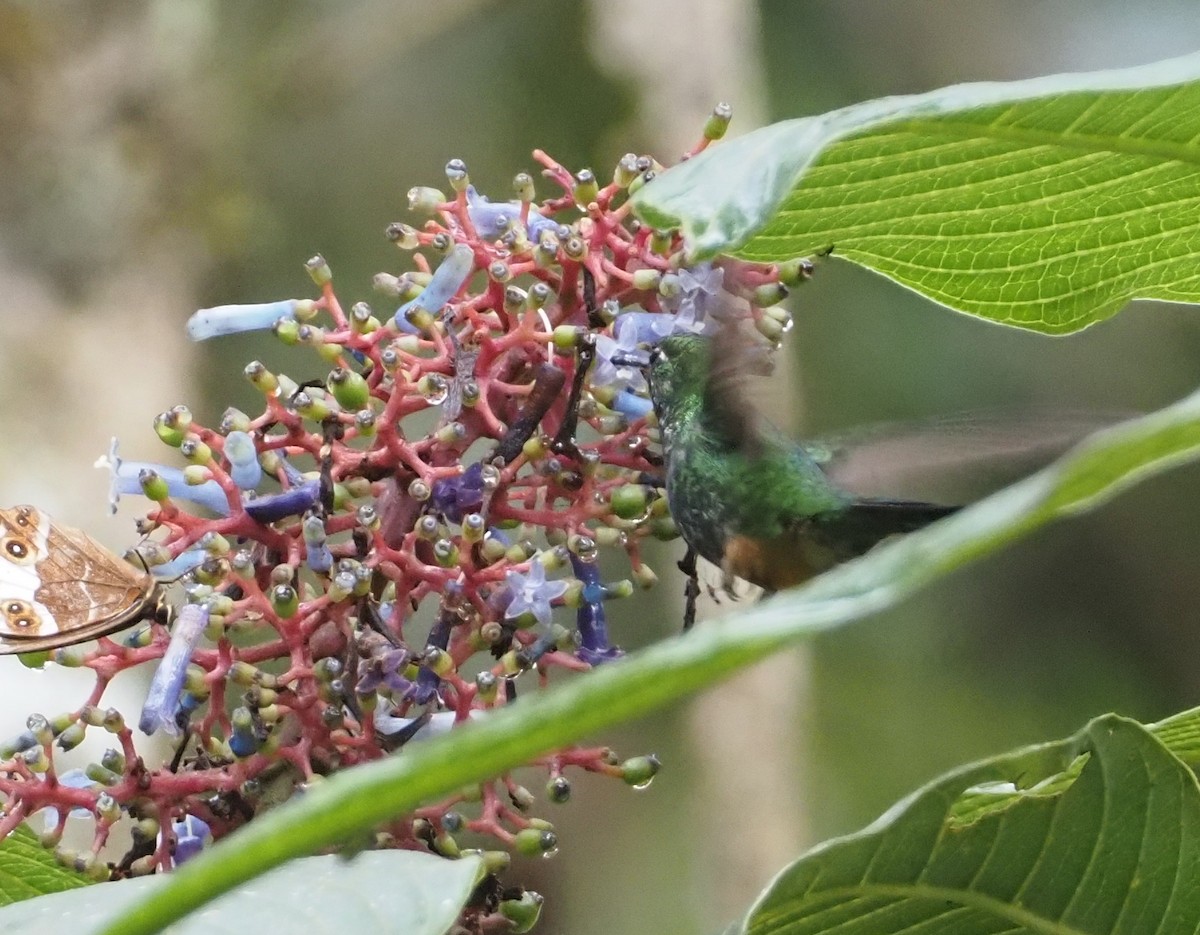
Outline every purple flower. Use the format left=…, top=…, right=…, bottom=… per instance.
left=97, top=438, right=229, bottom=516
left=394, top=243, right=475, bottom=333
left=570, top=555, right=622, bottom=666
left=465, top=185, right=556, bottom=242
left=504, top=559, right=568, bottom=630
left=243, top=479, right=321, bottom=523
left=186, top=300, right=299, bottom=342
left=139, top=604, right=210, bottom=736
left=167, top=814, right=211, bottom=864
left=356, top=646, right=412, bottom=697
left=430, top=463, right=485, bottom=523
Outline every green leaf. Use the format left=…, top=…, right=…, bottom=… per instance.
left=633, top=53, right=1200, bottom=334
left=102, top=388, right=1200, bottom=935
left=0, top=851, right=481, bottom=935
left=0, top=826, right=89, bottom=906
left=737, top=716, right=1200, bottom=934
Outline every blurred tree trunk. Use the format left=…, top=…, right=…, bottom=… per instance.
left=588, top=1, right=814, bottom=926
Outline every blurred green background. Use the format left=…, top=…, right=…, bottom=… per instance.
left=3, top=2, right=1200, bottom=933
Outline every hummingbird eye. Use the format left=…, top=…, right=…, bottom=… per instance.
left=648, top=346, right=664, bottom=364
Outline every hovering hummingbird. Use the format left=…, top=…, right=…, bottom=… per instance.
left=643, top=333, right=957, bottom=595
left=640, top=332, right=1106, bottom=602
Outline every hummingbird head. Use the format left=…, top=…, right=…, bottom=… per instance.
left=646, top=334, right=709, bottom=406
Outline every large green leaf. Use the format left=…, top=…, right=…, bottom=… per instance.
left=96, top=389, right=1200, bottom=935
left=0, top=851, right=481, bottom=935
left=633, top=53, right=1200, bottom=334
left=739, top=716, right=1200, bottom=934
left=0, top=826, right=88, bottom=906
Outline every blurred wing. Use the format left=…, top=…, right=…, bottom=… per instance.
left=803, top=409, right=1136, bottom=503
left=702, top=311, right=776, bottom=457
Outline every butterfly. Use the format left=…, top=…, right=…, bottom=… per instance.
left=0, top=505, right=160, bottom=655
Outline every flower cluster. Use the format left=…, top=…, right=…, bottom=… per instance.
left=0, top=105, right=806, bottom=930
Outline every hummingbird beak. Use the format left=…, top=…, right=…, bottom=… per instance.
left=609, top=349, right=652, bottom=370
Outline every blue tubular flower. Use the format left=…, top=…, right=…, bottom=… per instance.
left=150, top=546, right=206, bottom=580
left=430, top=462, right=484, bottom=523
left=186, top=300, right=300, bottom=342
left=243, top=479, right=320, bottom=523
left=97, top=438, right=229, bottom=516
left=465, top=185, right=557, bottom=243
left=223, top=431, right=262, bottom=491
left=504, top=558, right=568, bottom=630
left=465, top=185, right=518, bottom=240
left=38, top=769, right=98, bottom=832
left=411, top=610, right=453, bottom=704
left=169, top=814, right=212, bottom=864
left=524, top=211, right=557, bottom=243
left=612, top=390, right=653, bottom=419
left=569, top=555, right=622, bottom=666
left=394, top=243, right=475, bottom=333
left=139, top=603, right=210, bottom=736
left=302, top=512, right=333, bottom=574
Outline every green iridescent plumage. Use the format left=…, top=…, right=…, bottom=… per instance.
left=646, top=334, right=957, bottom=591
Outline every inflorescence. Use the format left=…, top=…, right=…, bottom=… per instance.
left=0, top=104, right=809, bottom=930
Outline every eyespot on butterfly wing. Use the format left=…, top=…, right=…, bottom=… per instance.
left=0, top=506, right=159, bottom=655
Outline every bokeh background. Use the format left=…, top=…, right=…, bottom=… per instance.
left=3, top=2, right=1200, bottom=932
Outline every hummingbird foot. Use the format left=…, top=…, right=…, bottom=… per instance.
left=678, top=547, right=700, bottom=631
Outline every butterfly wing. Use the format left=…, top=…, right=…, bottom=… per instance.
left=0, top=506, right=156, bottom=655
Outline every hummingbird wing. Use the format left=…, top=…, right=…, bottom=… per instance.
left=800, top=409, right=1133, bottom=504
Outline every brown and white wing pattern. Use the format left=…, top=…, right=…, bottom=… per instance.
left=0, top=506, right=156, bottom=654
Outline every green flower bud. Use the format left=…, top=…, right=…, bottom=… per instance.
left=512, top=172, right=535, bottom=203
left=271, top=584, right=299, bottom=618
left=244, top=361, right=279, bottom=396
left=704, top=102, right=733, bottom=140
left=513, top=827, right=556, bottom=857
left=407, top=186, right=446, bottom=214
left=499, top=891, right=545, bottom=933
left=327, top=367, right=370, bottom=410
left=573, top=168, right=599, bottom=207
left=620, top=753, right=661, bottom=788
left=153, top=406, right=193, bottom=447
left=386, top=223, right=420, bottom=250
left=752, top=281, right=789, bottom=307
left=305, top=254, right=332, bottom=286
left=444, top=158, right=469, bottom=192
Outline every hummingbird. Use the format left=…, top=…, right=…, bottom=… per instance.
left=643, top=333, right=961, bottom=596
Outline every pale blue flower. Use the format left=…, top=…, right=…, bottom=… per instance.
left=38, top=769, right=97, bottom=832
left=465, top=185, right=556, bottom=242
left=593, top=320, right=649, bottom=391
left=394, top=243, right=475, bottom=332
left=139, top=603, right=209, bottom=736
left=97, top=438, right=228, bottom=516
left=504, top=559, right=568, bottom=629
left=186, top=300, right=299, bottom=342
left=223, top=431, right=262, bottom=491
